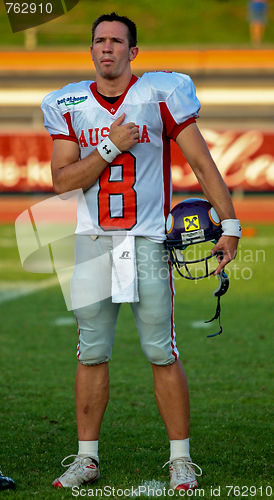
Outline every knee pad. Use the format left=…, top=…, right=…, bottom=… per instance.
left=141, top=342, right=175, bottom=366
left=74, top=298, right=119, bottom=366
left=78, top=336, right=112, bottom=365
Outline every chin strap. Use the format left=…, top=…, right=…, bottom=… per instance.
left=205, top=270, right=229, bottom=338
left=205, top=296, right=222, bottom=337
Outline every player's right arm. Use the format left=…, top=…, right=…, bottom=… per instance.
left=51, top=138, right=106, bottom=194
left=50, top=113, right=139, bottom=194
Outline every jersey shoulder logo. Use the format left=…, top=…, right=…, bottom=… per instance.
left=57, top=96, right=88, bottom=106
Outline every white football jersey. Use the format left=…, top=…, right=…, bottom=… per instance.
left=41, top=72, right=200, bottom=240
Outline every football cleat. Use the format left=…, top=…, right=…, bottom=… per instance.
left=52, top=455, right=100, bottom=488
left=164, top=457, right=202, bottom=490
left=0, top=469, right=16, bottom=490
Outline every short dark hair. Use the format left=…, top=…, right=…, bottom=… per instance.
left=91, top=12, right=137, bottom=48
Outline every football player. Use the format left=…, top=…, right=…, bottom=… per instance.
left=41, top=12, right=240, bottom=491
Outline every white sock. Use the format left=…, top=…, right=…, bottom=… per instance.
left=78, top=440, right=99, bottom=462
left=170, top=438, right=190, bottom=461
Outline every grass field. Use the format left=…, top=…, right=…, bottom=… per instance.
left=0, top=220, right=273, bottom=499
left=1, top=0, right=274, bottom=48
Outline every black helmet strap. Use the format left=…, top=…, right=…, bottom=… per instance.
left=205, top=295, right=222, bottom=338
left=204, top=270, right=229, bottom=338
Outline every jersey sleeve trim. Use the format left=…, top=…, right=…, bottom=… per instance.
left=171, top=116, right=197, bottom=139
left=43, top=105, right=79, bottom=143
left=62, top=111, right=78, bottom=142
left=51, top=134, right=79, bottom=143
left=159, top=102, right=196, bottom=140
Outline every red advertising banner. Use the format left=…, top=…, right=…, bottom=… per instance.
left=0, top=130, right=273, bottom=192
left=172, top=129, right=274, bottom=192
left=0, top=133, right=53, bottom=192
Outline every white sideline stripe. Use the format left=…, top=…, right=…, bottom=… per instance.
left=0, top=277, right=58, bottom=304
left=0, top=88, right=274, bottom=106
left=54, top=316, right=75, bottom=326
left=190, top=321, right=211, bottom=329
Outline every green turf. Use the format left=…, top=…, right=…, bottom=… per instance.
left=0, top=221, right=273, bottom=499
left=0, top=0, right=274, bottom=48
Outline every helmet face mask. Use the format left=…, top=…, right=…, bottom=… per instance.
left=166, top=198, right=223, bottom=280
left=171, top=242, right=219, bottom=280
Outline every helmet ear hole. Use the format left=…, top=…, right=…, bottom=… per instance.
left=166, top=213, right=174, bottom=233
left=209, top=207, right=221, bottom=225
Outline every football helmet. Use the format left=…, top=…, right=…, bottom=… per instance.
left=165, top=197, right=223, bottom=279
left=165, top=198, right=229, bottom=337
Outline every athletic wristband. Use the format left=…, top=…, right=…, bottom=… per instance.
left=221, top=219, right=242, bottom=238
left=97, top=137, right=121, bottom=163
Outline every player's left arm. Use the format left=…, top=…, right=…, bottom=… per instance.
left=176, top=122, right=240, bottom=274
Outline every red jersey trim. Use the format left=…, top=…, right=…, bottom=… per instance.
left=51, top=134, right=79, bottom=143
left=159, top=103, right=172, bottom=220
left=159, top=102, right=196, bottom=140
left=51, top=111, right=78, bottom=143
left=89, top=75, right=138, bottom=114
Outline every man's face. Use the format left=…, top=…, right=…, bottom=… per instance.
left=91, top=21, right=137, bottom=80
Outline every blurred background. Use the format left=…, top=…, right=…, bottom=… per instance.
left=0, top=0, right=273, bottom=221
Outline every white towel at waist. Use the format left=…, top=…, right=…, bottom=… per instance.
left=111, top=234, right=139, bottom=303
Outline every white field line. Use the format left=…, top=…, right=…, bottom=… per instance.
left=53, top=316, right=75, bottom=326
left=0, top=88, right=274, bottom=106
left=0, top=277, right=58, bottom=304
left=190, top=320, right=212, bottom=329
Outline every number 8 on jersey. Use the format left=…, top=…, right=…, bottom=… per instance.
left=98, top=152, right=137, bottom=230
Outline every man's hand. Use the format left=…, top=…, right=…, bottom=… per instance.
left=109, top=113, right=139, bottom=151
left=211, top=235, right=239, bottom=275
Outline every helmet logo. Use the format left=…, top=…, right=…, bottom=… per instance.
left=184, top=215, right=200, bottom=231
